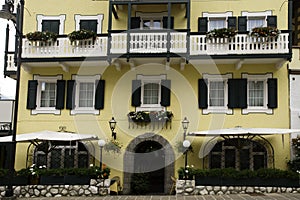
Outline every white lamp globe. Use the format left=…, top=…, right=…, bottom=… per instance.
left=98, top=139, right=106, bottom=147
left=182, top=140, right=191, bottom=148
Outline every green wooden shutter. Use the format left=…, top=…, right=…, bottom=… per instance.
left=66, top=80, right=76, bottom=110
left=198, top=17, right=208, bottom=33
left=80, top=20, right=97, bottom=33
left=238, top=16, right=247, bottom=32
left=131, top=80, right=141, bottom=106
left=228, top=17, right=237, bottom=30
left=228, top=79, right=247, bottom=108
left=95, top=80, right=105, bottom=110
left=267, top=16, right=277, bottom=28
left=160, top=80, right=171, bottom=107
left=267, top=78, right=278, bottom=108
left=42, top=20, right=60, bottom=34
left=26, top=80, right=38, bottom=109
left=55, top=80, right=65, bottom=109
left=131, top=17, right=141, bottom=29
left=198, top=79, right=208, bottom=109
left=163, top=16, right=174, bottom=29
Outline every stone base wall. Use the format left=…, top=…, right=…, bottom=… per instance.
left=0, top=179, right=110, bottom=198
left=176, top=180, right=300, bottom=195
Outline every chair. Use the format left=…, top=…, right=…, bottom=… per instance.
left=110, top=176, right=122, bottom=195
left=170, top=176, right=177, bottom=195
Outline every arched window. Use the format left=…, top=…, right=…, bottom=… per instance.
left=34, top=141, right=90, bottom=169
left=209, top=139, right=267, bottom=170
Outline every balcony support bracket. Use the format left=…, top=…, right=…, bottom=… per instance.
left=59, top=62, right=70, bottom=72
left=275, top=59, right=287, bottom=69
left=235, top=59, right=244, bottom=70
left=22, top=64, right=31, bottom=73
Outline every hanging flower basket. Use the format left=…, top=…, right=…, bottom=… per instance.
left=104, top=139, right=123, bottom=154
left=206, top=28, right=237, bottom=40
left=68, top=29, right=97, bottom=43
left=25, top=31, right=58, bottom=42
left=128, top=111, right=173, bottom=123
left=250, top=27, right=280, bottom=39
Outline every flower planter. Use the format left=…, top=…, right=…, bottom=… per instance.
left=0, top=177, right=9, bottom=186
left=28, top=176, right=40, bottom=185
left=12, top=176, right=29, bottom=186
left=40, top=175, right=64, bottom=185
left=64, top=175, right=91, bottom=185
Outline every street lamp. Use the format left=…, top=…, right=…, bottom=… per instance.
left=98, top=139, right=106, bottom=172
left=183, top=139, right=191, bottom=180
left=0, top=0, right=24, bottom=198
left=109, top=117, right=117, bottom=140
left=182, top=117, right=189, bottom=140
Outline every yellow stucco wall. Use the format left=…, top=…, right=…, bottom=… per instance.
left=14, top=0, right=291, bottom=183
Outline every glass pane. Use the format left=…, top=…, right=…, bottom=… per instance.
left=210, top=154, right=221, bottom=168
left=253, top=155, right=266, bottom=170
left=79, top=82, right=94, bottom=107
left=143, top=20, right=151, bottom=29
left=248, top=81, right=264, bottom=106
left=225, top=149, right=236, bottom=168
left=240, top=149, right=250, bottom=170
left=209, top=18, right=225, bottom=31
left=143, top=83, right=159, bottom=104
left=50, top=149, right=61, bottom=169
left=36, top=154, right=47, bottom=167
left=78, top=154, right=89, bottom=168
left=248, top=18, right=265, bottom=31
left=64, top=149, right=75, bottom=168
left=153, top=20, right=161, bottom=29
left=209, top=81, right=224, bottom=106
left=40, top=82, right=56, bottom=107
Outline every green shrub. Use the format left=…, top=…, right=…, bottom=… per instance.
left=26, top=31, right=58, bottom=42
left=0, top=168, right=8, bottom=177
left=68, top=29, right=97, bottom=43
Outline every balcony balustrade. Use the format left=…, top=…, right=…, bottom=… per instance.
left=4, top=31, right=289, bottom=73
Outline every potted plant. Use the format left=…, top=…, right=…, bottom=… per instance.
left=64, top=168, right=93, bottom=185
left=206, top=28, right=237, bottom=41
left=250, top=27, right=280, bottom=39
left=25, top=31, right=58, bottom=43
left=104, top=139, right=123, bottom=154
left=68, top=29, right=97, bottom=45
left=39, top=168, right=65, bottom=185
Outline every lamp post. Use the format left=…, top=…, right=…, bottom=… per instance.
left=182, top=117, right=189, bottom=140
left=182, top=117, right=190, bottom=180
left=0, top=0, right=24, bottom=198
left=109, top=117, right=117, bottom=140
left=98, top=139, right=106, bottom=172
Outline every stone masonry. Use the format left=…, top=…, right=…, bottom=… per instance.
left=176, top=180, right=300, bottom=195
left=0, top=179, right=110, bottom=198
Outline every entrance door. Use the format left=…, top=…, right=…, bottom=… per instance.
left=132, top=141, right=165, bottom=194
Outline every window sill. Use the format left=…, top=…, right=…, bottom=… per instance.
left=242, top=107, right=272, bottom=114
left=31, top=108, right=61, bottom=115
left=71, top=109, right=99, bottom=115
left=203, top=107, right=233, bottom=114
left=136, top=106, right=165, bottom=112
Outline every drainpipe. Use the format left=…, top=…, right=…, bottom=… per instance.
left=288, top=0, right=293, bottom=61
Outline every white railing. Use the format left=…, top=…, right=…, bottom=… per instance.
left=19, top=32, right=289, bottom=59
left=22, top=37, right=108, bottom=58
left=190, top=33, right=289, bottom=55
left=6, top=53, right=17, bottom=71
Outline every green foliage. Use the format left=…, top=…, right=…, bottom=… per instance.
left=104, top=139, right=123, bottom=154
left=0, top=168, right=8, bottom=177
left=185, top=168, right=299, bottom=180
left=26, top=31, right=58, bottom=42
left=68, top=29, right=97, bottom=42
left=250, top=27, right=280, bottom=38
left=128, top=111, right=173, bottom=123
left=130, top=173, right=150, bottom=195
left=207, top=28, right=237, bottom=39
left=288, top=138, right=300, bottom=172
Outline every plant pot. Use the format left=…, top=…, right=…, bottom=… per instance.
left=12, top=176, right=29, bottom=186
left=64, top=175, right=91, bottom=185
left=40, top=175, right=64, bottom=185
left=28, top=175, right=40, bottom=185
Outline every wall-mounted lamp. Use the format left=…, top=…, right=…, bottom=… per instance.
left=109, top=117, right=117, bottom=140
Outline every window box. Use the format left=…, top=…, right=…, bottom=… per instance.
left=127, top=111, right=173, bottom=129
left=68, top=29, right=97, bottom=44
left=12, top=176, right=29, bottom=186
left=206, top=28, right=237, bottom=41
left=25, top=31, right=58, bottom=43
left=64, top=175, right=91, bottom=185
left=250, top=27, right=280, bottom=39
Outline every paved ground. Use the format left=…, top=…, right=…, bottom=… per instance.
left=13, top=193, right=300, bottom=200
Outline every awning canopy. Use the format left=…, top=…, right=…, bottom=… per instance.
left=188, top=127, right=300, bottom=137
left=0, top=130, right=99, bottom=143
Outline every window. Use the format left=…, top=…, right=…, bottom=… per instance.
left=203, top=12, right=233, bottom=31
left=242, top=73, right=273, bottom=114
left=75, top=15, right=104, bottom=34
left=27, top=75, right=64, bottom=115
left=202, top=74, right=232, bottom=114
left=210, top=139, right=267, bottom=170
left=135, top=12, right=172, bottom=30
left=241, top=11, right=272, bottom=31
left=67, top=75, right=105, bottom=115
left=37, top=15, right=66, bottom=34
left=132, top=75, right=170, bottom=111
left=34, top=141, right=90, bottom=169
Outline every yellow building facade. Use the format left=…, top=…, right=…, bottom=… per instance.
left=1, top=0, right=293, bottom=194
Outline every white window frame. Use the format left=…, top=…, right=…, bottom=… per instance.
left=242, top=73, right=272, bottom=114
left=74, top=14, right=104, bottom=34
left=203, top=12, right=233, bottom=31
left=241, top=10, right=272, bottom=31
left=37, top=15, right=66, bottom=34
left=32, top=75, right=62, bottom=115
left=203, top=73, right=232, bottom=114
left=71, top=74, right=101, bottom=115
left=136, top=12, right=168, bottom=30
left=136, top=74, right=166, bottom=112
